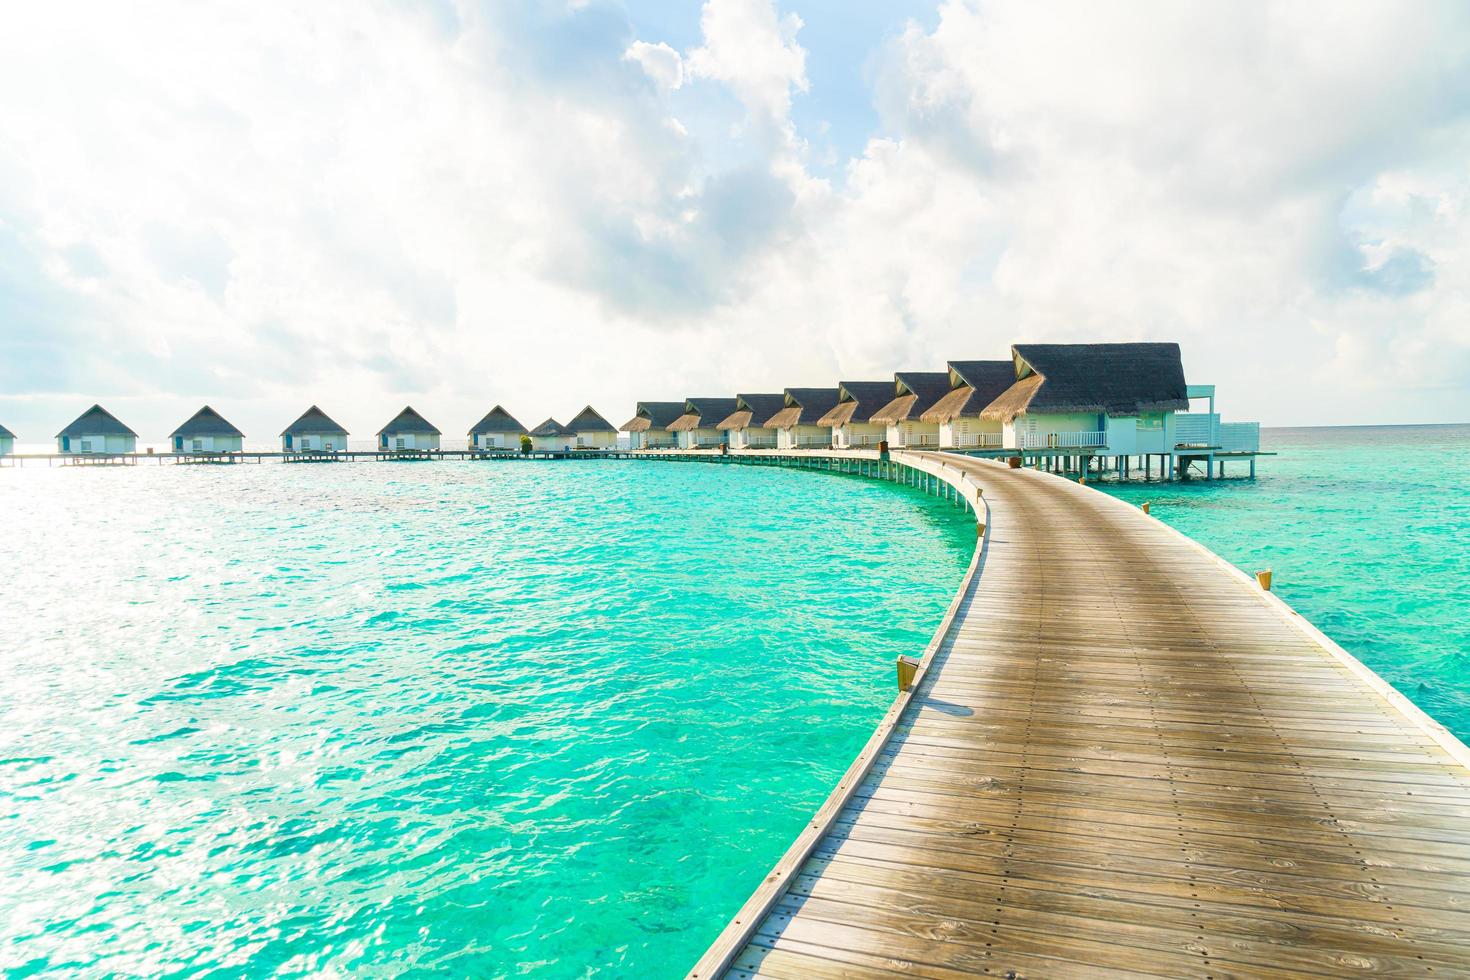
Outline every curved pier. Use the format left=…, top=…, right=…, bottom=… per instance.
left=680, top=450, right=1470, bottom=978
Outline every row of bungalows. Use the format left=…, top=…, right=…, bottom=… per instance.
left=620, top=343, right=1259, bottom=456
left=20, top=403, right=619, bottom=455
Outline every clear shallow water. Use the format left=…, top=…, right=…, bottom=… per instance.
left=0, top=460, right=974, bottom=976
left=1100, top=424, right=1470, bottom=739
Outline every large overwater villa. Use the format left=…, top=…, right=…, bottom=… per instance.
left=281, top=405, right=348, bottom=453
left=378, top=406, right=441, bottom=452
left=56, top=405, right=137, bottom=455
left=565, top=406, right=618, bottom=449
left=870, top=372, right=951, bottom=448
left=717, top=393, right=786, bottom=450
left=668, top=398, right=739, bottom=449
left=921, top=360, right=1015, bottom=449
left=768, top=388, right=840, bottom=449
left=468, top=405, right=527, bottom=450
left=170, top=406, right=244, bottom=454
left=818, top=381, right=895, bottom=449
left=620, top=401, right=684, bottom=450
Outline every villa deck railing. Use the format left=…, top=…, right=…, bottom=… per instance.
left=1174, top=412, right=1219, bottom=447
left=1219, top=422, right=1260, bottom=452
left=1021, top=431, right=1106, bottom=449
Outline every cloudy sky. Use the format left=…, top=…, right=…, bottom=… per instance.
left=3, top=0, right=1469, bottom=443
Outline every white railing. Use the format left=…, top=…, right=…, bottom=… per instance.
left=1219, top=422, right=1260, bottom=452
left=1021, top=431, right=1105, bottom=449
left=954, top=432, right=1004, bottom=448
left=1174, top=412, right=1219, bottom=447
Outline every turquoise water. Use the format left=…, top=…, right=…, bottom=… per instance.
left=0, top=460, right=974, bottom=976
left=1100, top=424, right=1470, bottom=739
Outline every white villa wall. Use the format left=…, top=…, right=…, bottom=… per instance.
left=0, top=436, right=13, bottom=455
left=59, top=433, right=137, bottom=454
left=174, top=435, right=242, bottom=453
left=777, top=425, right=831, bottom=450
left=284, top=431, right=346, bottom=452
left=886, top=421, right=940, bottom=448
left=531, top=432, right=573, bottom=451
left=381, top=432, right=441, bottom=451
left=631, top=430, right=676, bottom=449
left=473, top=432, right=522, bottom=449
left=939, top=419, right=1004, bottom=449
left=676, top=427, right=724, bottom=449
left=729, top=427, right=777, bottom=450
left=1135, top=412, right=1174, bottom=454
left=832, top=422, right=886, bottom=449
left=1104, top=416, right=1137, bottom=455
left=574, top=430, right=616, bottom=449
left=1006, top=412, right=1104, bottom=449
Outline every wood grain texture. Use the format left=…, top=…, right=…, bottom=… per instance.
left=698, top=452, right=1470, bottom=979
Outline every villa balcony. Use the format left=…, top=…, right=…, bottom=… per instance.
left=1175, top=413, right=1261, bottom=452
left=1021, top=431, right=1106, bottom=450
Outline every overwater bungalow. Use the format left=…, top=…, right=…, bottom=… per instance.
left=817, top=381, right=894, bottom=449
left=281, top=405, right=348, bottom=453
left=717, top=393, right=786, bottom=450
left=529, top=418, right=573, bottom=451
left=981, top=342, right=1189, bottom=454
left=170, top=405, right=244, bottom=454
left=0, top=422, right=13, bottom=456
left=621, top=402, right=684, bottom=450
left=668, top=398, right=739, bottom=449
left=921, top=361, right=1014, bottom=449
left=566, top=406, right=618, bottom=449
left=56, top=404, right=137, bottom=454
left=767, top=388, right=840, bottom=450
left=468, top=405, right=527, bottom=450
left=377, top=406, right=440, bottom=452
left=869, top=373, right=950, bottom=448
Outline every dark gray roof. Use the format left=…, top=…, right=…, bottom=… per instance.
left=171, top=405, right=243, bottom=439
left=736, top=393, right=788, bottom=426
left=0, top=422, right=13, bottom=439
left=894, top=373, right=952, bottom=413
left=683, top=397, right=740, bottom=422
left=57, top=404, right=137, bottom=439
left=816, top=381, right=895, bottom=426
left=948, top=361, right=1016, bottom=400
left=468, top=405, right=527, bottom=435
left=566, top=405, right=617, bottom=432
left=785, top=388, right=840, bottom=425
left=984, top=343, right=1188, bottom=420
left=377, top=405, right=440, bottom=436
left=281, top=405, right=348, bottom=437
left=530, top=418, right=572, bottom=437
left=621, top=401, right=686, bottom=431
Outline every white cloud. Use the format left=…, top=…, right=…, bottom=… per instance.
left=624, top=40, right=683, bottom=92
left=1, top=0, right=1469, bottom=443
left=685, top=0, right=809, bottom=148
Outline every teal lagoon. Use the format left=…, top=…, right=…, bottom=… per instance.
left=0, top=460, right=974, bottom=976
left=1099, top=423, right=1470, bottom=740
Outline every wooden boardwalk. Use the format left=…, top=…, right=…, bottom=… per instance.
left=694, top=452, right=1470, bottom=979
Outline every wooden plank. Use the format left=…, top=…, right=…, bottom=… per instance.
left=693, top=452, right=1470, bottom=978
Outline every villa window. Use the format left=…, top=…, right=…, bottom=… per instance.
left=80, top=440, right=92, bottom=453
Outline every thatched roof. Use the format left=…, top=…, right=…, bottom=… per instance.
left=0, top=422, right=15, bottom=439
left=816, top=381, right=895, bottom=427
left=377, top=405, right=440, bottom=436
left=980, top=342, right=1189, bottom=422
left=530, top=418, right=572, bottom=437
left=282, top=405, right=348, bottom=437
left=668, top=397, right=739, bottom=431
left=469, top=405, right=527, bottom=435
left=868, top=373, right=950, bottom=424
left=171, top=405, right=244, bottom=439
left=567, top=405, right=617, bottom=433
left=766, top=388, right=840, bottom=429
left=57, top=404, right=137, bottom=439
left=718, top=393, right=786, bottom=430
left=621, top=401, right=685, bottom=432
left=920, top=361, right=1016, bottom=423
